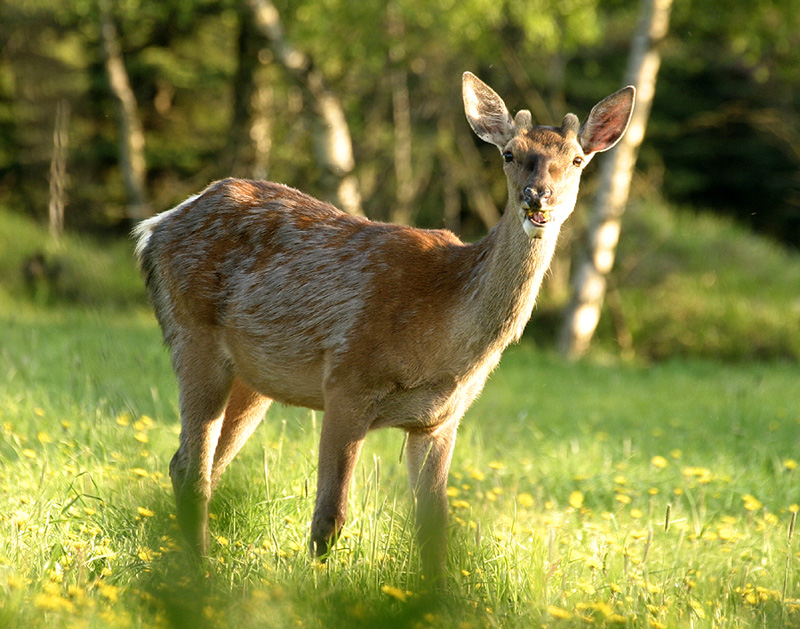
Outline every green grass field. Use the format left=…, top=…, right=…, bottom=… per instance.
left=0, top=206, right=798, bottom=627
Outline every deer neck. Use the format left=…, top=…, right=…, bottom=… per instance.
left=459, top=200, right=560, bottom=354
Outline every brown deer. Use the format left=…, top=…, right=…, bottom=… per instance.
left=134, top=72, right=634, bottom=582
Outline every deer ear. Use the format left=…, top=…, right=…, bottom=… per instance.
left=462, top=72, right=515, bottom=149
left=578, top=86, right=636, bottom=156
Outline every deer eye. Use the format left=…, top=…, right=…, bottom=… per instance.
left=572, top=156, right=584, bottom=167
left=503, top=151, right=514, bottom=163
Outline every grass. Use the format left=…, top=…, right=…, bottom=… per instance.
left=0, top=205, right=798, bottom=627
left=1, top=307, right=799, bottom=627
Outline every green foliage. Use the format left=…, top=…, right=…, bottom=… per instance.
left=607, top=197, right=800, bottom=360
left=0, top=209, right=146, bottom=311
left=2, top=0, right=798, bottom=245
left=1, top=307, right=798, bottom=627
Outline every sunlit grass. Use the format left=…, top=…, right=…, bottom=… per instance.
left=1, top=307, right=798, bottom=628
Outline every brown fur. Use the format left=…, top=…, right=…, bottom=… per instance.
left=134, top=73, right=634, bottom=583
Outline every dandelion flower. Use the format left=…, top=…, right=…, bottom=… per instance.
left=784, top=459, right=798, bottom=471
left=742, top=494, right=762, bottom=512
left=546, top=605, right=573, bottom=620
left=22, top=449, right=37, bottom=459
left=488, top=461, right=504, bottom=470
left=137, top=506, right=155, bottom=518
left=134, top=432, right=149, bottom=443
left=569, top=491, right=584, bottom=510
left=381, top=585, right=407, bottom=602
left=517, top=492, right=534, bottom=508
left=132, top=468, right=150, bottom=478
left=468, top=468, right=486, bottom=482
left=651, top=456, right=668, bottom=469
left=37, top=431, right=53, bottom=444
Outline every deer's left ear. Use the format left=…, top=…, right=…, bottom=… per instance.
left=578, top=86, right=636, bottom=156
left=463, top=72, right=515, bottom=149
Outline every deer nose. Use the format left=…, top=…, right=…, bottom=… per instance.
left=522, top=186, right=552, bottom=208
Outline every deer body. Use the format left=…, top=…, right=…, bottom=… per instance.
left=135, top=73, right=634, bottom=581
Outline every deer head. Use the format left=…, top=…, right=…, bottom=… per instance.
left=462, top=72, right=635, bottom=239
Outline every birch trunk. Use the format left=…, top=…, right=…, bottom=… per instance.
left=558, top=0, right=673, bottom=359
left=247, top=0, right=363, bottom=216
left=101, top=4, right=150, bottom=221
left=49, top=100, right=70, bottom=239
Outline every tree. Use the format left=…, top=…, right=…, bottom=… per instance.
left=559, top=0, right=673, bottom=359
left=100, top=0, right=150, bottom=221
left=247, top=0, right=363, bottom=216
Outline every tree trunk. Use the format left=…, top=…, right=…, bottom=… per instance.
left=48, top=100, right=70, bottom=239
left=247, top=0, right=363, bottom=216
left=387, top=3, right=414, bottom=225
left=100, top=3, right=150, bottom=221
left=250, top=63, right=273, bottom=181
left=558, top=0, right=673, bottom=359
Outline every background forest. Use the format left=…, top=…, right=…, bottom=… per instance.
left=2, top=0, right=799, bottom=360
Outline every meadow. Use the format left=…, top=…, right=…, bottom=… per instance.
left=0, top=206, right=798, bottom=627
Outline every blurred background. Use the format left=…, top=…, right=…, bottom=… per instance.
left=1, top=0, right=798, bottom=361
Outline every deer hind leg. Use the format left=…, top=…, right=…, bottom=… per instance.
left=170, top=340, right=234, bottom=556
left=406, top=420, right=459, bottom=585
left=210, top=377, right=272, bottom=491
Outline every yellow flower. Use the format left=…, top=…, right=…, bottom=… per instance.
left=742, top=494, right=762, bottom=512
left=137, top=547, right=153, bottom=562
left=517, top=492, right=534, bottom=508
left=451, top=499, right=470, bottom=509
left=132, top=468, right=150, bottom=478
left=381, top=585, right=407, bottom=602
left=784, top=459, right=798, bottom=471
left=34, top=407, right=45, bottom=417
left=488, top=461, right=504, bottom=470
left=651, top=456, right=668, bottom=469
left=468, top=468, right=486, bottom=482
left=546, top=605, right=573, bottom=620
left=446, top=486, right=460, bottom=497
left=115, top=413, right=131, bottom=426
left=22, top=449, right=37, bottom=459
left=569, top=491, right=584, bottom=509
left=97, top=583, right=119, bottom=603
left=137, top=506, right=155, bottom=518
left=615, top=493, right=632, bottom=505
left=37, top=431, right=53, bottom=444
left=134, top=432, right=149, bottom=443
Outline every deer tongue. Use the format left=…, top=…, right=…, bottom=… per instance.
left=526, top=210, right=549, bottom=226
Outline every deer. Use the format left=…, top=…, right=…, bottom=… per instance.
left=133, top=72, right=634, bottom=583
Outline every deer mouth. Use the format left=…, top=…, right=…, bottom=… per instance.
left=524, top=208, right=551, bottom=227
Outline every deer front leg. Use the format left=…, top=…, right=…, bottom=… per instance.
left=406, top=420, right=458, bottom=585
left=309, top=395, right=368, bottom=559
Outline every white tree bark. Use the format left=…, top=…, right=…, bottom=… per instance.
left=247, top=0, right=363, bottom=216
left=558, top=0, right=673, bottom=359
left=48, top=100, right=70, bottom=239
left=101, top=4, right=150, bottom=221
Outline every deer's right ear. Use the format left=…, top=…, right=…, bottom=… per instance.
left=462, top=72, right=515, bottom=149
